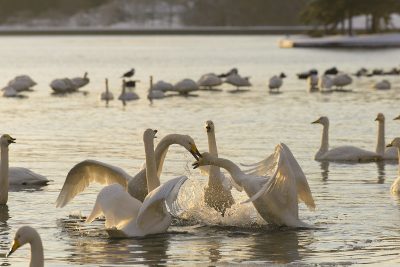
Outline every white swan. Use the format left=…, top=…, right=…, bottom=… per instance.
left=7, top=75, right=36, bottom=92
left=192, top=143, right=315, bottom=227
left=224, top=73, right=252, bottom=90
left=7, top=226, right=44, bottom=267
left=201, top=121, right=234, bottom=215
left=152, top=80, right=173, bottom=92
left=307, top=73, right=319, bottom=92
left=372, top=80, right=391, bottom=90
left=172, top=79, right=199, bottom=95
left=100, top=78, right=114, bottom=101
left=0, top=134, right=48, bottom=204
left=375, top=113, right=397, bottom=160
left=332, top=73, right=352, bottom=90
left=55, top=133, right=201, bottom=207
left=71, top=72, right=90, bottom=89
left=387, top=138, right=400, bottom=193
left=50, top=78, right=77, bottom=93
left=85, top=129, right=187, bottom=237
left=268, top=73, right=286, bottom=92
left=118, top=80, right=139, bottom=101
left=197, top=73, right=223, bottom=90
left=2, top=86, right=19, bottom=97
left=147, top=76, right=164, bottom=102
left=317, top=75, right=333, bottom=92
left=312, top=116, right=380, bottom=162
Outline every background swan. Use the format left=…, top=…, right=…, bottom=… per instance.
left=172, top=79, right=199, bottom=95
left=193, top=144, right=315, bottom=228
left=0, top=134, right=48, bottom=204
left=7, top=226, right=44, bottom=267
left=100, top=78, right=114, bottom=101
left=269, top=73, right=286, bottom=92
left=152, top=80, right=173, bottom=92
left=318, top=75, right=333, bottom=92
left=386, top=138, right=400, bottom=194
left=197, top=73, right=222, bottom=90
left=7, top=75, right=37, bottom=92
left=372, top=80, right=391, bottom=90
left=71, top=72, right=90, bottom=89
left=307, top=73, right=319, bottom=92
left=85, top=129, right=187, bottom=237
left=332, top=73, right=352, bottom=90
left=375, top=113, right=397, bottom=160
left=312, top=116, right=380, bottom=162
left=118, top=80, right=139, bottom=101
left=2, top=86, right=19, bottom=98
left=147, top=76, right=164, bottom=102
left=56, top=133, right=201, bottom=208
left=201, top=121, right=234, bottom=216
left=50, top=78, right=77, bottom=93
left=224, top=73, right=251, bottom=90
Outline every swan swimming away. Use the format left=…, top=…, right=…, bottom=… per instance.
left=269, top=73, right=286, bottom=92
left=312, top=116, right=380, bottom=162
left=56, top=133, right=201, bottom=208
left=86, top=129, right=188, bottom=237
left=7, top=75, right=36, bottom=92
left=192, top=144, right=315, bottom=228
left=375, top=113, right=397, bottom=160
left=386, top=138, right=400, bottom=194
left=7, top=226, right=44, bottom=267
left=201, top=121, right=234, bottom=216
left=197, top=73, right=223, bottom=90
left=0, top=134, right=48, bottom=204
left=100, top=78, right=114, bottom=101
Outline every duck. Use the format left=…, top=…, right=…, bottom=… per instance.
left=324, top=67, right=339, bottom=75
left=7, top=226, right=44, bottom=267
left=386, top=138, right=400, bottom=194
left=312, top=116, right=380, bottom=162
left=192, top=143, right=315, bottom=228
left=100, top=78, right=114, bottom=101
left=197, top=73, right=223, bottom=91
left=375, top=113, right=397, bottom=160
left=297, top=69, right=317, bottom=80
left=268, top=73, right=286, bottom=93
left=372, top=80, right=391, bottom=90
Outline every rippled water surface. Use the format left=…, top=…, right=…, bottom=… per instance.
left=1, top=35, right=400, bottom=266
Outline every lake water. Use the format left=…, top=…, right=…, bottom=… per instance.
left=1, top=35, right=400, bottom=266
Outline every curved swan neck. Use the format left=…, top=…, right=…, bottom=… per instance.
left=319, top=123, right=329, bottom=154
left=206, top=156, right=244, bottom=186
left=207, top=129, right=222, bottom=187
left=29, top=232, right=44, bottom=267
left=144, top=135, right=159, bottom=192
left=376, top=120, right=385, bottom=156
left=154, top=134, right=182, bottom=177
left=0, top=144, right=9, bottom=205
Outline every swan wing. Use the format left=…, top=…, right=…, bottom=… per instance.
left=86, top=184, right=141, bottom=228
left=9, top=167, right=49, bottom=185
left=56, top=159, right=132, bottom=208
left=136, top=176, right=188, bottom=229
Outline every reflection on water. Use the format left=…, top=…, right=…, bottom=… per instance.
left=320, top=162, right=329, bottom=181
left=377, top=161, right=386, bottom=184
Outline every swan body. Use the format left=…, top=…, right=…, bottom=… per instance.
left=197, top=73, right=222, bottom=89
left=7, top=226, right=44, bottom=267
left=202, top=121, right=234, bottom=215
left=118, top=80, right=139, bottom=101
left=332, top=73, right=352, bottom=89
left=307, top=74, right=319, bottom=92
left=386, top=138, right=400, bottom=194
left=318, top=75, right=333, bottom=91
left=375, top=113, right=397, bottom=160
left=8, top=75, right=36, bottom=92
left=2, top=86, right=19, bottom=97
left=173, top=79, right=199, bottom=94
left=56, top=133, right=201, bottom=208
left=71, top=72, right=89, bottom=89
left=312, top=116, right=380, bottom=162
left=372, top=80, right=391, bottom=90
left=147, top=76, right=164, bottom=101
left=193, top=144, right=315, bottom=228
left=101, top=78, right=114, bottom=101
left=152, top=81, right=173, bottom=92
left=224, top=73, right=251, bottom=89
left=269, top=73, right=286, bottom=92
left=50, top=78, right=77, bottom=93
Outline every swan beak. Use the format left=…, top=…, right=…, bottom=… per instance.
left=192, top=162, right=199, bottom=169
left=311, top=119, right=320, bottom=124
left=153, top=129, right=157, bottom=138
left=394, top=115, right=400, bottom=120
left=8, top=137, right=16, bottom=144
left=190, top=144, right=202, bottom=160
left=7, top=239, right=20, bottom=257
left=387, top=143, right=393, bottom=147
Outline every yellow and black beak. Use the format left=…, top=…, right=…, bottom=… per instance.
left=7, top=239, right=20, bottom=258
left=386, top=143, right=393, bottom=147
left=394, top=115, right=400, bottom=121
left=311, top=119, right=320, bottom=124
left=8, top=137, right=16, bottom=144
left=189, top=144, right=202, bottom=161
left=192, top=161, right=200, bottom=169
left=153, top=129, right=157, bottom=138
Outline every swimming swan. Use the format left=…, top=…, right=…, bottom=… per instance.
left=197, top=73, right=223, bottom=90
left=56, top=133, right=201, bottom=207
left=312, top=116, right=380, bottom=162
left=7, top=75, right=37, bottom=92
left=375, top=113, right=397, bottom=160
left=86, top=129, right=187, bottom=237
left=101, top=78, right=114, bottom=101
left=201, top=121, right=234, bottom=216
left=0, top=135, right=48, bottom=204
left=386, top=138, right=400, bottom=194
left=7, top=226, right=44, bottom=267
left=192, top=144, right=315, bottom=228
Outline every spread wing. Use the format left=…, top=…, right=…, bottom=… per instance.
left=56, top=160, right=132, bottom=208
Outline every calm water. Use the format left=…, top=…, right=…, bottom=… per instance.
left=1, top=35, right=400, bottom=266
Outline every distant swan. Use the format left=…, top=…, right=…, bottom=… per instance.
left=269, top=73, right=286, bottom=92
left=100, top=78, right=114, bottom=101
left=386, top=138, right=400, bottom=194
left=332, top=73, right=352, bottom=90
left=197, top=73, right=223, bottom=90
left=50, top=78, right=76, bottom=93
left=147, top=76, right=164, bottom=102
left=193, top=144, right=315, bottom=228
left=172, top=79, right=199, bottom=95
left=7, top=226, right=44, bottom=267
left=118, top=80, right=139, bottom=101
left=375, top=113, right=397, bottom=160
left=152, top=80, right=173, bottom=92
left=7, top=75, right=36, bottom=92
left=56, top=133, right=201, bottom=207
left=312, top=116, right=380, bottom=162
left=318, top=75, right=333, bottom=92
left=0, top=134, right=49, bottom=204
left=2, top=86, right=19, bottom=98
left=86, top=129, right=187, bottom=237
left=224, top=73, right=251, bottom=91
left=372, top=80, right=391, bottom=90
left=71, top=72, right=90, bottom=89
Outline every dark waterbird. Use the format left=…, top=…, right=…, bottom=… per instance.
left=121, top=68, right=135, bottom=78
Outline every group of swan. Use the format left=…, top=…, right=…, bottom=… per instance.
left=307, top=72, right=352, bottom=92
left=312, top=113, right=398, bottom=162
left=2, top=75, right=37, bottom=97
left=50, top=72, right=90, bottom=93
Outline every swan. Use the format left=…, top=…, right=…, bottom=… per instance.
left=152, top=80, right=173, bottom=92
left=312, top=116, right=380, bottom=162
left=332, top=73, right=352, bottom=90
left=197, top=73, right=223, bottom=90
left=375, top=113, right=397, bottom=160
left=192, top=143, right=316, bottom=227
left=224, top=73, right=252, bottom=91
left=218, top=68, right=238, bottom=78
left=147, top=76, right=164, bottom=102
left=201, top=121, right=234, bottom=216
left=307, top=73, right=319, bottom=92
left=317, top=75, right=333, bottom=92
left=268, top=73, right=286, bottom=92
left=71, top=72, right=89, bottom=89
left=7, top=75, right=36, bottom=92
left=100, top=78, right=114, bottom=101
left=2, top=86, right=20, bottom=97
left=55, top=132, right=201, bottom=207
left=372, top=80, right=391, bottom=90
left=172, top=79, right=199, bottom=95
left=50, top=78, right=77, bottom=93
left=7, top=226, right=44, bottom=267
left=85, top=129, right=188, bottom=237
left=0, top=134, right=49, bottom=204
left=118, top=80, right=139, bottom=101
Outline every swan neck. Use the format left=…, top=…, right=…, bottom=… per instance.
left=154, top=134, right=178, bottom=178
left=207, top=130, right=222, bottom=187
left=144, top=137, right=159, bottom=192
left=30, top=234, right=44, bottom=267
left=319, top=123, right=329, bottom=154
left=208, top=157, right=244, bottom=186
left=0, top=145, right=9, bottom=205
left=376, top=121, right=385, bottom=156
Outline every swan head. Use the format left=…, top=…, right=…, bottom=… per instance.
left=394, top=115, right=400, bottom=121
left=205, top=120, right=215, bottom=133
left=387, top=138, right=400, bottom=148
left=312, top=116, right=329, bottom=126
left=375, top=113, right=385, bottom=122
left=1, top=134, right=16, bottom=146
left=7, top=226, right=38, bottom=257
left=174, top=135, right=202, bottom=160
left=143, top=129, right=157, bottom=143
left=192, top=152, right=215, bottom=169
